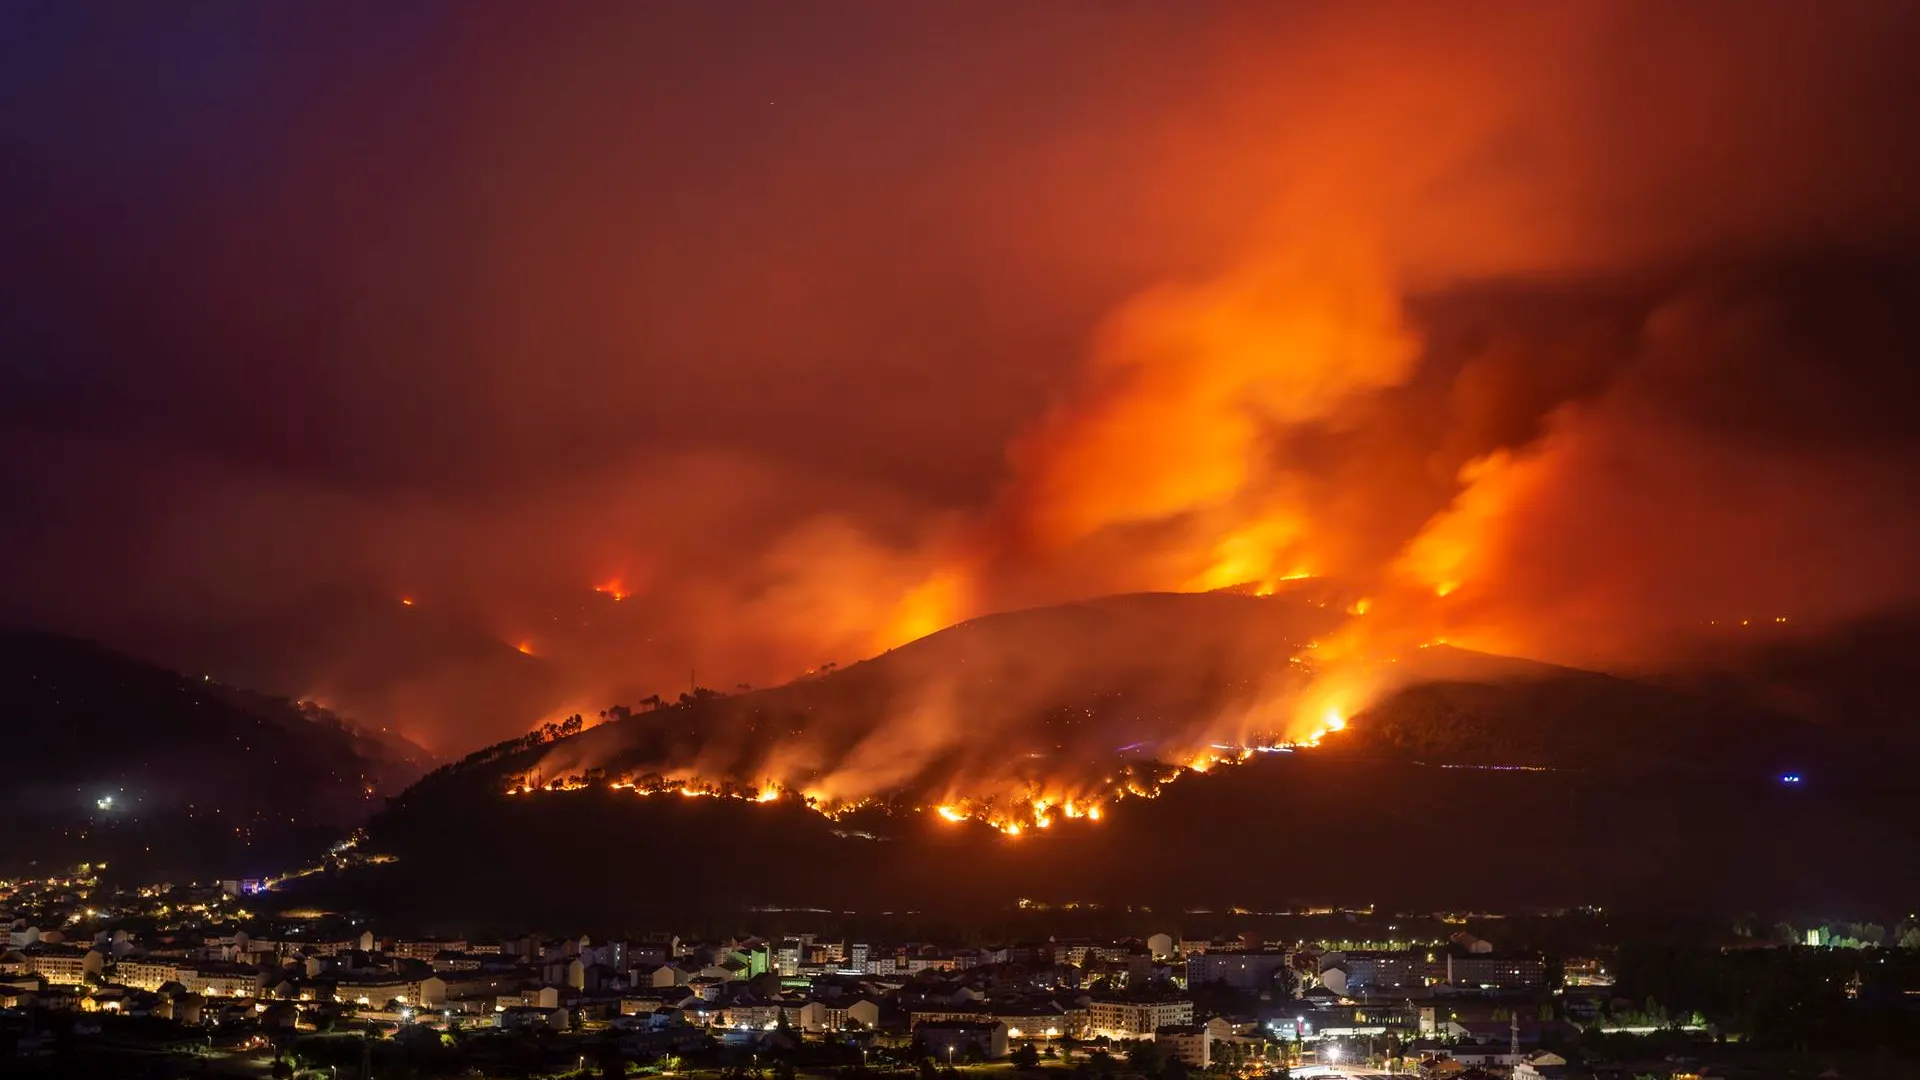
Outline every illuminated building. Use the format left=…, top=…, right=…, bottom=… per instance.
left=1444, top=952, right=1546, bottom=991
left=1087, top=998, right=1194, bottom=1040
left=1155, top=1023, right=1212, bottom=1068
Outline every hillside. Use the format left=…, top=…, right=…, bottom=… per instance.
left=278, top=592, right=1918, bottom=930
left=145, top=586, right=566, bottom=756
left=1326, top=645, right=1822, bottom=774
left=401, top=589, right=1346, bottom=815
left=0, top=629, right=432, bottom=879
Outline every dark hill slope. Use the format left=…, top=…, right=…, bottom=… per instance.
left=0, top=629, right=430, bottom=879
left=1331, top=645, right=1826, bottom=774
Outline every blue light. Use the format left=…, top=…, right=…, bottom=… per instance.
left=1780, top=773, right=1803, bottom=785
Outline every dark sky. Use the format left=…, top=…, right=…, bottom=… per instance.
left=5, top=2, right=1920, bottom=752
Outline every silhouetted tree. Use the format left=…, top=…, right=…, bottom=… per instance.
left=1128, top=1040, right=1163, bottom=1077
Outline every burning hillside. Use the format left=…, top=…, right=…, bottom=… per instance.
left=495, top=589, right=1376, bottom=834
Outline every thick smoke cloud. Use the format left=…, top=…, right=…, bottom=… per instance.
left=3, top=2, right=1919, bottom=753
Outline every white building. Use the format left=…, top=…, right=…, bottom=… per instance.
left=1087, top=999, right=1193, bottom=1040
left=177, top=964, right=265, bottom=998
left=25, top=948, right=105, bottom=987
left=115, top=959, right=181, bottom=991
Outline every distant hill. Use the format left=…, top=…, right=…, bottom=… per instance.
left=1326, top=644, right=1823, bottom=773
left=272, top=591, right=1917, bottom=931
left=142, top=586, right=566, bottom=756
left=0, top=629, right=432, bottom=880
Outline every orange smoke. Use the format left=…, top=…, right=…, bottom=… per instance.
left=1005, top=245, right=1418, bottom=555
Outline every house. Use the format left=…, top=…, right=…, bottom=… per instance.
left=1512, top=1051, right=1576, bottom=1080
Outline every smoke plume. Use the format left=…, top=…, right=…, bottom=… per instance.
left=3, top=2, right=1919, bottom=769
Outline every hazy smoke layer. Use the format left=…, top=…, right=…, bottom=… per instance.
left=3, top=3, right=1919, bottom=756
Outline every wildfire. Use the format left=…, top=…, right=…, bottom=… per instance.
left=513, top=640, right=535, bottom=656
left=593, top=578, right=628, bottom=601
left=502, top=697, right=1355, bottom=838
left=399, top=596, right=415, bottom=607
left=877, top=569, right=968, bottom=651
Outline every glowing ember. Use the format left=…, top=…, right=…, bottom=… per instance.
left=502, top=701, right=1350, bottom=838
left=593, top=579, right=628, bottom=601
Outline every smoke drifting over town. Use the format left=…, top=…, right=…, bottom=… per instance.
left=5, top=2, right=1920, bottom=756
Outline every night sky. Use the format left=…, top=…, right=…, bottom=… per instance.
left=5, top=2, right=1920, bottom=752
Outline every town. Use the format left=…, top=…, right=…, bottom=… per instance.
left=5, top=863, right=1919, bottom=1079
